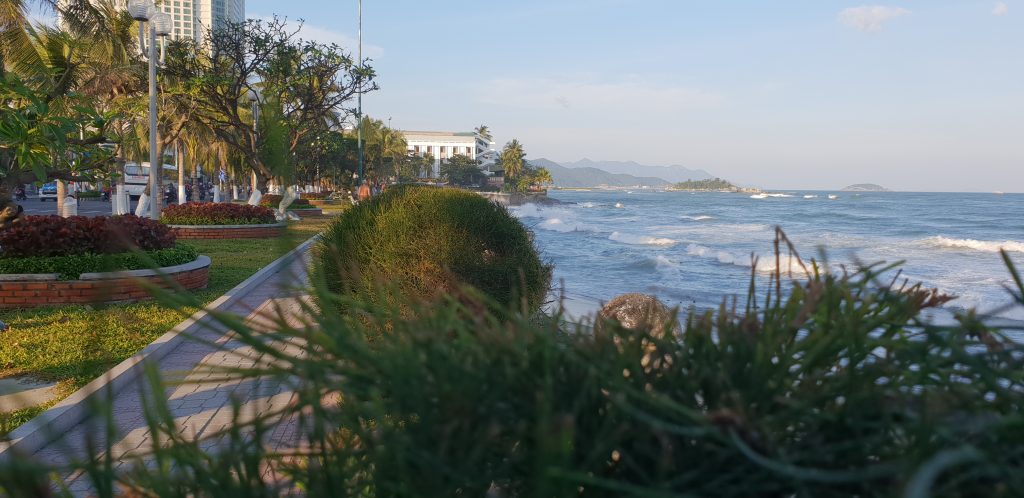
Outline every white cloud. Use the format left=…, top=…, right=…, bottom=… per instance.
left=993, top=2, right=1009, bottom=16
left=476, top=77, right=724, bottom=114
left=839, top=6, right=911, bottom=32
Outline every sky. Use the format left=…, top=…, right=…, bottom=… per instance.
left=238, top=2, right=1019, bottom=190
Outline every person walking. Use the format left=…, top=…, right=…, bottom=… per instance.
left=357, top=181, right=371, bottom=202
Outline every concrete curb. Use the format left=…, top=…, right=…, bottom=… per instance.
left=0, top=235, right=320, bottom=459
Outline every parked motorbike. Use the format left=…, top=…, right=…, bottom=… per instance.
left=14, top=187, right=26, bottom=202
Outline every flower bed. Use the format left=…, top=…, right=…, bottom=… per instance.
left=0, top=215, right=175, bottom=258
left=300, top=191, right=333, bottom=200
left=162, top=202, right=276, bottom=225
left=167, top=223, right=286, bottom=239
left=0, top=255, right=210, bottom=308
left=0, top=215, right=209, bottom=308
left=259, top=195, right=317, bottom=209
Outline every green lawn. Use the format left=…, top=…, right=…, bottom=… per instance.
left=0, top=217, right=332, bottom=435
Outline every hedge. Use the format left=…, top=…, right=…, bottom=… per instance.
left=162, top=202, right=277, bottom=225
left=0, top=215, right=175, bottom=258
left=0, top=244, right=199, bottom=280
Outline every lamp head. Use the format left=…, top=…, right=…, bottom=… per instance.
left=152, top=11, right=173, bottom=37
left=127, top=0, right=154, bottom=21
left=247, top=89, right=260, bottom=103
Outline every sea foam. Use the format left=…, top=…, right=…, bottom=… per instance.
left=681, top=215, right=714, bottom=221
left=609, top=232, right=677, bottom=247
left=924, top=236, right=1024, bottom=254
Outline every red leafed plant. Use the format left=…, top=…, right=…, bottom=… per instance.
left=259, top=195, right=311, bottom=207
left=162, top=202, right=277, bottom=226
left=300, top=191, right=332, bottom=200
left=0, top=215, right=176, bottom=258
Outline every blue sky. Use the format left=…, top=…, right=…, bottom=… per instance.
left=255, top=2, right=1019, bottom=190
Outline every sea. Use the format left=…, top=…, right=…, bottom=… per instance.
left=511, top=190, right=1024, bottom=323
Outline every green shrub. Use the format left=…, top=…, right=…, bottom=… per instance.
left=6, top=250, right=1023, bottom=497
left=317, top=185, right=550, bottom=314
left=0, top=245, right=199, bottom=280
left=75, top=190, right=101, bottom=199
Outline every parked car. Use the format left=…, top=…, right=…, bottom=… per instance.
left=38, top=182, right=57, bottom=201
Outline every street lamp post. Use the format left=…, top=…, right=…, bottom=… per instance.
left=356, top=0, right=364, bottom=187
left=247, top=89, right=262, bottom=204
left=128, top=0, right=171, bottom=220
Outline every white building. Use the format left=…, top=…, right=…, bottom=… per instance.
left=72, top=0, right=244, bottom=43
left=402, top=131, right=496, bottom=178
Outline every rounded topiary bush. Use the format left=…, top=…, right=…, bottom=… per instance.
left=318, top=185, right=550, bottom=313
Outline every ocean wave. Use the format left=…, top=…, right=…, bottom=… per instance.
left=923, top=236, right=1024, bottom=253
left=579, top=202, right=599, bottom=208
left=535, top=217, right=597, bottom=233
left=681, top=215, right=714, bottom=221
left=609, top=232, right=677, bottom=247
left=686, top=244, right=811, bottom=275
left=803, top=195, right=818, bottom=199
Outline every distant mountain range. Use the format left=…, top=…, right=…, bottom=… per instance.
left=530, top=158, right=713, bottom=188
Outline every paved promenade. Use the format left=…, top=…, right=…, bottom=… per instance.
left=23, top=249, right=315, bottom=495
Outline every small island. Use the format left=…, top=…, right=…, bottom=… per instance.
left=842, top=183, right=889, bottom=192
left=667, top=178, right=760, bottom=193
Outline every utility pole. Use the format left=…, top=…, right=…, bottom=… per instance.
left=356, top=0, right=364, bottom=186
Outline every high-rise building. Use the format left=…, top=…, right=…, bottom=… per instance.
left=70, top=0, right=245, bottom=43
left=157, top=0, right=245, bottom=42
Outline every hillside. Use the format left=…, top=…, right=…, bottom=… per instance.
left=530, top=158, right=670, bottom=188
left=560, top=158, right=713, bottom=183
left=842, top=184, right=889, bottom=192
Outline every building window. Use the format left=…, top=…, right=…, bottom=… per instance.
left=440, top=146, right=446, bottom=154
left=414, top=145, right=420, bottom=153
left=427, top=146, right=432, bottom=153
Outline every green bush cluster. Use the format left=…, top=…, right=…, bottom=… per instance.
left=6, top=255, right=1023, bottom=497
left=0, top=245, right=199, bottom=280
left=317, top=185, right=550, bottom=314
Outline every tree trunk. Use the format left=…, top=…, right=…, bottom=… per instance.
left=56, top=180, right=66, bottom=216
left=176, top=142, right=185, bottom=204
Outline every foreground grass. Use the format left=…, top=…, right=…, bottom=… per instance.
left=0, top=217, right=332, bottom=434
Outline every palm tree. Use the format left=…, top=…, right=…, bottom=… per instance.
left=475, top=124, right=492, bottom=142
left=500, top=139, right=525, bottom=181
left=532, top=167, right=553, bottom=186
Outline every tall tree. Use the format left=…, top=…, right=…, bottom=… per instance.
left=499, top=138, right=526, bottom=183
left=163, top=17, right=377, bottom=190
left=475, top=124, right=492, bottom=142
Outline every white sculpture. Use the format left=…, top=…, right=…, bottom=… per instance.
left=135, top=193, right=149, bottom=217
left=276, top=185, right=299, bottom=221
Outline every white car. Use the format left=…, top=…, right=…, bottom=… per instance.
left=38, top=182, right=58, bottom=201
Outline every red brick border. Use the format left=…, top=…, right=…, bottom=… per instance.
left=168, top=223, right=286, bottom=239
left=0, top=256, right=211, bottom=309
left=307, top=199, right=339, bottom=207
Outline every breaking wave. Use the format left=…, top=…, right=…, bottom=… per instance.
left=609, top=232, right=677, bottom=247
left=686, top=244, right=811, bottom=275
left=923, top=236, right=1024, bottom=254
left=681, top=215, right=714, bottom=221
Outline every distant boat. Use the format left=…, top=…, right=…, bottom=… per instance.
left=750, top=193, right=768, bottom=199
left=828, top=194, right=839, bottom=200
left=994, top=191, right=1005, bottom=195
